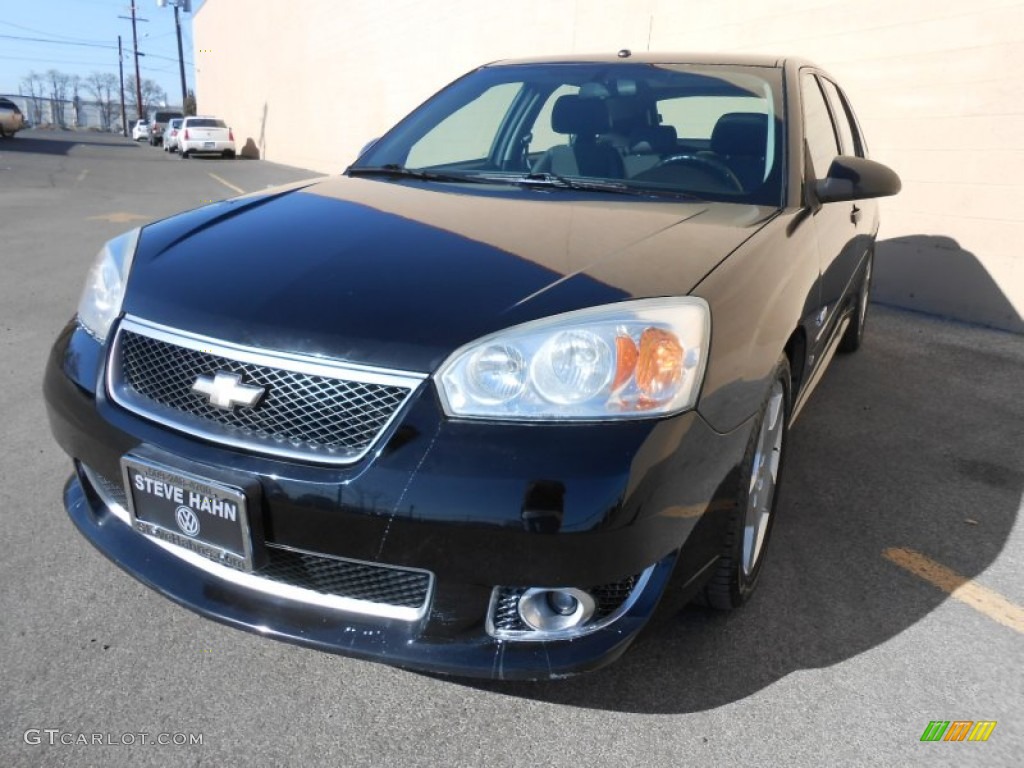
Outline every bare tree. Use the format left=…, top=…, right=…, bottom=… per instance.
left=124, top=75, right=167, bottom=121
left=70, top=75, right=82, bottom=128
left=46, top=69, right=72, bottom=127
left=85, top=72, right=119, bottom=131
left=19, top=72, right=46, bottom=125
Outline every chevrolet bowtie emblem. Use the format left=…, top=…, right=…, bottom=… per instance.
left=191, top=372, right=266, bottom=410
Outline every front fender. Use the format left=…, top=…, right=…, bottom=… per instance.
left=692, top=209, right=819, bottom=433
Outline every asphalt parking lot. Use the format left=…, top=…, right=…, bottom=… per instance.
left=1, top=129, right=1021, bottom=768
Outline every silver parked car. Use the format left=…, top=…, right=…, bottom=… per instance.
left=162, top=118, right=184, bottom=152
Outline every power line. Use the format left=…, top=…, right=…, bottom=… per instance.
left=0, top=32, right=116, bottom=51
left=0, top=32, right=194, bottom=66
left=0, top=20, right=114, bottom=45
left=0, top=53, right=118, bottom=68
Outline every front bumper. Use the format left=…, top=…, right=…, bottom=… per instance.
left=45, top=320, right=753, bottom=679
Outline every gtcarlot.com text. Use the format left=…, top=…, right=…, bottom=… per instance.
left=24, top=729, right=203, bottom=746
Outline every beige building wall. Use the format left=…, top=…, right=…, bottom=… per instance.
left=195, top=0, right=1024, bottom=332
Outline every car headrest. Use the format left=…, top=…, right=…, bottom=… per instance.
left=711, top=112, right=769, bottom=157
left=552, top=95, right=611, bottom=136
left=629, top=125, right=678, bottom=154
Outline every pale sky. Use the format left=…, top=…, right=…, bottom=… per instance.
left=0, top=0, right=198, bottom=102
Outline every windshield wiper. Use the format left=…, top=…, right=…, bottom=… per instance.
left=514, top=172, right=701, bottom=200
left=346, top=164, right=493, bottom=184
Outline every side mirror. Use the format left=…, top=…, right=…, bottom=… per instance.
left=814, top=155, right=901, bottom=203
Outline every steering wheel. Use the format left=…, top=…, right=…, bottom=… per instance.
left=650, top=154, right=745, bottom=193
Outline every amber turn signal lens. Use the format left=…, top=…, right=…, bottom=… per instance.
left=613, top=335, right=638, bottom=391
left=636, top=328, right=684, bottom=396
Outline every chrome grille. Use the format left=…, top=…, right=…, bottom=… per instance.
left=107, top=317, right=424, bottom=464
left=262, top=546, right=430, bottom=609
left=81, top=463, right=433, bottom=619
left=84, top=465, right=128, bottom=508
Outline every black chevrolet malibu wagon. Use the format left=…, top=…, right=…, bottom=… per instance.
left=44, top=53, right=899, bottom=679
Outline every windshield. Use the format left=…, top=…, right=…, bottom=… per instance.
left=355, top=62, right=784, bottom=205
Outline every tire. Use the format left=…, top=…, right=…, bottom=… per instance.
left=222, top=150, right=235, bottom=159
left=699, top=356, right=791, bottom=610
left=180, top=150, right=189, bottom=160
left=838, top=252, right=873, bottom=354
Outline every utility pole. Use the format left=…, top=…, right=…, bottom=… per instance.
left=130, top=3, right=144, bottom=120
left=118, top=35, right=127, bottom=136
left=157, top=0, right=190, bottom=111
left=118, top=3, right=148, bottom=121
left=174, top=3, right=188, bottom=109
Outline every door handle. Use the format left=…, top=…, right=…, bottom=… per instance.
left=850, top=205, right=862, bottom=224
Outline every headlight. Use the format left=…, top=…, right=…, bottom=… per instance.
left=76, top=228, right=142, bottom=341
left=437, top=297, right=710, bottom=420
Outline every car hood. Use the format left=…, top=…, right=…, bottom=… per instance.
left=124, top=175, right=776, bottom=372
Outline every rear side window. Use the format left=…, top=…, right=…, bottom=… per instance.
left=800, top=73, right=840, bottom=179
left=656, top=95, right=769, bottom=141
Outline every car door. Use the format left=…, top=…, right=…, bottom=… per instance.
left=819, top=75, right=878, bottom=296
left=800, top=71, right=870, bottom=357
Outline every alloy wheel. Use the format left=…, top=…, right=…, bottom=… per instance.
left=742, top=380, right=785, bottom=575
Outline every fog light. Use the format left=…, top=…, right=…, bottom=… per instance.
left=547, top=591, right=578, bottom=615
left=517, top=587, right=596, bottom=633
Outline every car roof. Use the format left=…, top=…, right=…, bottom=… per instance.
left=485, top=52, right=810, bottom=69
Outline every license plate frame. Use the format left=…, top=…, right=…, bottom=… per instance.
left=121, top=455, right=257, bottom=572
left=203, top=141, right=215, bottom=149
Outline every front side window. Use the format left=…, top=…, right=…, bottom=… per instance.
left=800, top=73, right=840, bottom=180
left=356, top=63, right=785, bottom=205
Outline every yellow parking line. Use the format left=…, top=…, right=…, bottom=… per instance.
left=884, top=547, right=1024, bottom=635
left=208, top=173, right=245, bottom=195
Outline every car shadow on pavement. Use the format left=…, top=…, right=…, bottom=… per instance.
left=0, top=130, right=139, bottom=155
left=453, top=303, right=1023, bottom=713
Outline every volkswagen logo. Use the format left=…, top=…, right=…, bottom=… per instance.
left=175, top=505, right=201, bottom=537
